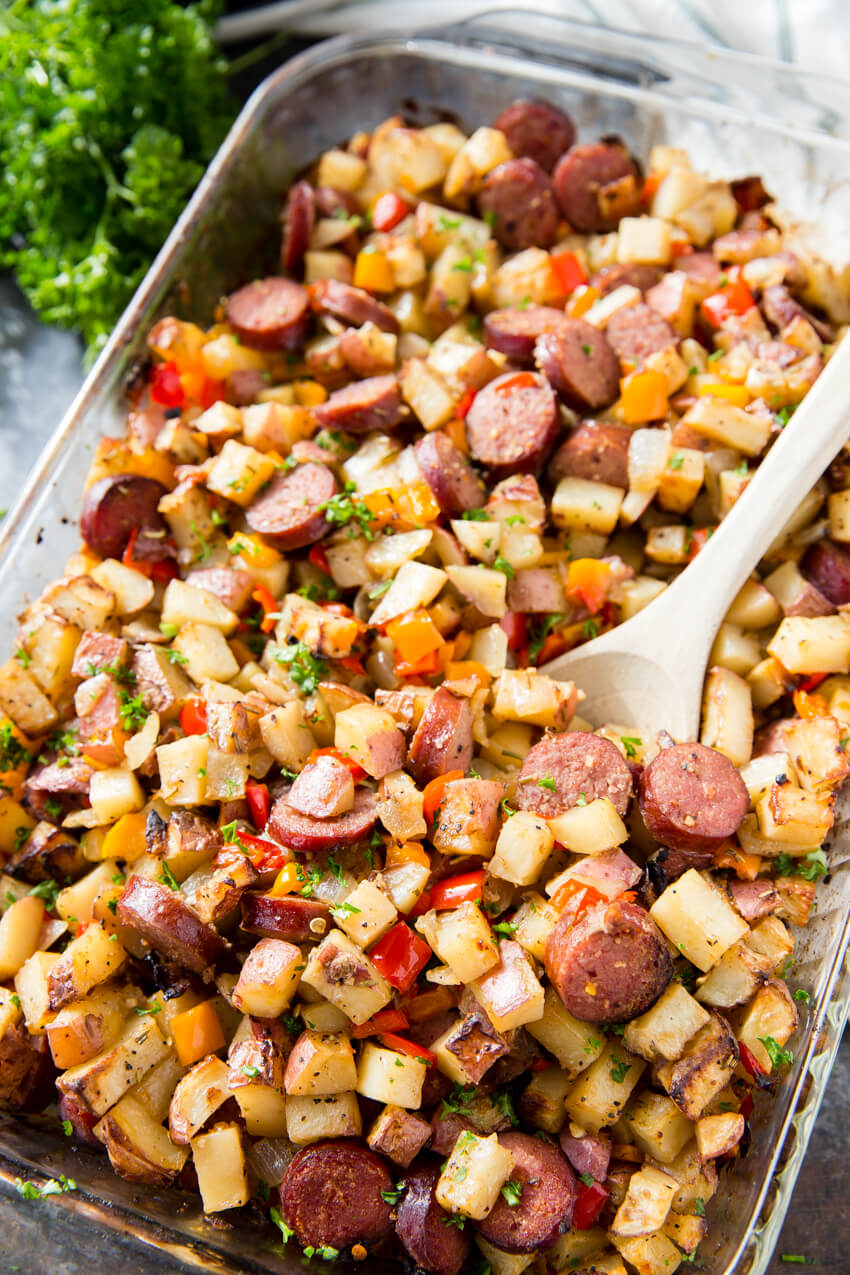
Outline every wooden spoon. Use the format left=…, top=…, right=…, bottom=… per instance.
left=542, top=354, right=850, bottom=738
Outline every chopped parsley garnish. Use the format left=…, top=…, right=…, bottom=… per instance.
left=451, top=256, right=474, bottom=273
left=527, top=612, right=565, bottom=663
left=61, top=1119, right=73, bottom=1137
left=441, top=1083, right=476, bottom=1118
left=483, top=210, right=498, bottom=228
left=793, top=988, right=811, bottom=1003
left=669, top=452, right=684, bottom=471
left=620, top=736, right=642, bottom=758
left=501, top=1180, right=523, bottom=1207
left=330, top=900, right=361, bottom=918
left=774, top=848, right=828, bottom=881
left=274, top=642, right=328, bottom=696
left=576, top=792, right=588, bottom=807
left=159, top=621, right=179, bottom=639
left=166, top=648, right=188, bottom=665
left=694, top=1197, right=706, bottom=1217
left=492, top=919, right=518, bottom=936
left=318, top=482, right=376, bottom=541
left=158, top=863, right=179, bottom=891
left=707, top=348, right=724, bottom=362
left=583, top=618, right=599, bottom=639
left=492, top=554, right=514, bottom=578
left=269, top=1207, right=294, bottom=1243
left=381, top=1184, right=405, bottom=1205
left=581, top=343, right=592, bottom=356
left=500, top=797, right=516, bottom=817
left=118, top=689, right=149, bottom=731
left=609, top=1054, right=630, bottom=1083
left=437, top=214, right=461, bottom=231
left=241, top=1064, right=261, bottom=1079
left=442, top=1214, right=467, bottom=1229
left=584, top=1036, right=601, bottom=1055
left=461, top=508, right=489, bottom=521
left=15, top=1174, right=76, bottom=1199
left=759, top=1036, right=793, bottom=1068
left=0, top=723, right=30, bottom=773
left=579, top=1172, right=595, bottom=1188
left=14, top=648, right=31, bottom=668
left=493, top=1089, right=519, bottom=1127
left=537, top=775, right=557, bottom=791
left=134, top=1004, right=160, bottom=1017
left=28, top=878, right=60, bottom=910
left=368, top=579, right=393, bottom=599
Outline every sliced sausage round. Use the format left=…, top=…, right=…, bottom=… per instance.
left=803, top=538, right=850, bottom=606
left=589, top=263, right=665, bottom=296
left=395, top=1160, right=471, bottom=1275
left=281, top=180, right=316, bottom=274
left=268, top=786, right=378, bottom=855
left=545, top=897, right=673, bottom=1024
left=534, top=319, right=620, bottom=411
left=476, top=1132, right=577, bottom=1253
left=310, top=278, right=400, bottom=334
left=415, top=432, right=486, bottom=516
left=605, top=303, right=676, bottom=365
left=225, top=277, right=310, bottom=351
left=80, top=474, right=170, bottom=561
left=245, top=461, right=337, bottom=550
left=241, top=893, right=332, bottom=943
left=117, top=876, right=229, bottom=977
left=279, top=1140, right=394, bottom=1251
left=313, top=374, right=404, bottom=434
left=465, top=371, right=560, bottom=477
left=407, top=687, right=474, bottom=786
left=483, top=306, right=566, bottom=362
left=553, top=141, right=641, bottom=232
left=548, top=420, right=631, bottom=488
left=477, top=158, right=561, bottom=251
left=492, top=99, right=576, bottom=174
left=638, top=741, right=750, bottom=852
left=516, top=733, right=633, bottom=819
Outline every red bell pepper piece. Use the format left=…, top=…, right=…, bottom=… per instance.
left=338, top=654, right=367, bottom=675
left=121, top=529, right=178, bottom=583
left=687, top=526, right=715, bottom=563
left=236, top=832, right=289, bottom=873
left=739, top=1041, right=770, bottom=1084
left=528, top=1057, right=552, bottom=1072
left=572, top=1182, right=609, bottom=1229
left=700, top=266, right=755, bottom=327
left=500, top=611, right=527, bottom=652
left=150, top=361, right=185, bottom=408
left=550, top=250, right=588, bottom=296
left=377, top=1032, right=437, bottom=1067
left=797, top=673, right=827, bottom=693
left=550, top=878, right=606, bottom=924
left=410, top=889, right=433, bottom=918
left=308, top=544, right=332, bottom=576
left=308, top=746, right=367, bottom=783
left=369, top=922, right=432, bottom=994
left=251, top=584, right=279, bottom=634
left=457, top=388, right=477, bottom=419
left=430, top=870, right=485, bottom=911
left=371, top=191, right=412, bottom=232
left=180, top=697, right=207, bottom=736
left=422, top=769, right=465, bottom=823
left=739, top=1091, right=755, bottom=1121
left=246, top=781, right=270, bottom=829
left=351, top=1008, right=410, bottom=1040
left=495, top=371, right=538, bottom=394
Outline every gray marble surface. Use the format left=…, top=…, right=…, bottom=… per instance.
left=0, top=279, right=848, bottom=1272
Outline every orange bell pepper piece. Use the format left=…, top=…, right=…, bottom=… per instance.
left=353, top=247, right=394, bottom=293
left=270, top=863, right=302, bottom=896
left=620, top=370, right=669, bottom=424
left=566, top=558, right=611, bottom=615
left=171, top=1000, right=226, bottom=1066
left=386, top=610, right=445, bottom=666
left=566, top=285, right=600, bottom=318
left=793, top=688, right=829, bottom=719
left=698, top=383, right=751, bottom=408
left=445, top=660, right=492, bottom=686
left=442, top=417, right=469, bottom=454
left=395, top=649, right=441, bottom=678
left=385, top=841, right=430, bottom=870
left=549, top=250, right=587, bottom=297
left=422, top=771, right=465, bottom=823
left=252, top=584, right=280, bottom=634
left=713, top=844, right=762, bottom=881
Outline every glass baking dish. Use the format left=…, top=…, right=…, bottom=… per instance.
left=1, top=12, right=849, bottom=1273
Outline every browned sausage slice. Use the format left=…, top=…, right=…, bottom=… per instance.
left=80, top=474, right=170, bottom=561
left=407, top=687, right=473, bottom=786
left=414, top=432, right=486, bottom=516
left=553, top=141, right=641, bottom=232
left=268, top=786, right=378, bottom=855
left=465, top=371, right=560, bottom=477
left=279, top=1140, right=394, bottom=1251
left=477, top=159, right=561, bottom=251
left=515, top=732, right=633, bottom=818
left=534, top=319, right=620, bottom=411
left=605, top=303, right=676, bottom=365
left=313, top=374, right=404, bottom=434
left=638, top=741, right=749, bottom=852
left=226, top=277, right=310, bottom=351
left=117, top=876, right=230, bottom=977
left=483, top=306, right=566, bottom=361
left=245, top=461, right=337, bottom=550
left=281, top=181, right=316, bottom=274
left=241, top=892, right=332, bottom=942
left=547, top=420, right=631, bottom=488
left=475, top=1132, right=577, bottom=1253
left=545, top=898, right=673, bottom=1024
left=310, top=278, right=400, bottom=334
left=395, top=1159, right=471, bottom=1275
left=802, top=538, right=850, bottom=605
left=492, top=99, right=576, bottom=173
left=589, top=263, right=665, bottom=296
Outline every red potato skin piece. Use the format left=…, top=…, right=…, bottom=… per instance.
left=545, top=898, right=673, bottom=1025
left=286, top=755, right=355, bottom=818
left=0, top=1025, right=56, bottom=1113
left=240, top=893, right=332, bottom=942
left=70, top=632, right=128, bottom=679
left=465, top=371, right=561, bottom=477
left=483, top=306, right=566, bottom=362
left=559, top=1129, right=611, bottom=1182
left=728, top=877, right=780, bottom=921
left=80, top=473, right=170, bottom=561
left=547, top=419, right=631, bottom=488
left=515, top=732, right=633, bottom=818
left=310, top=278, right=400, bottom=334
left=225, top=277, right=311, bottom=351
left=117, top=875, right=229, bottom=978
left=281, top=180, right=316, bottom=273
left=604, top=302, right=676, bottom=364
left=802, top=538, right=850, bottom=606
left=477, top=158, right=561, bottom=251
left=245, top=461, right=337, bottom=551
left=552, top=141, right=640, bottom=233
left=534, top=319, right=620, bottom=411
left=475, top=1132, right=578, bottom=1254
left=395, top=1159, right=471, bottom=1275
left=407, top=687, right=474, bottom=786
left=184, top=566, right=255, bottom=613
left=414, top=432, right=486, bottom=517
left=492, top=99, right=576, bottom=174
left=268, top=786, right=378, bottom=855
left=589, top=263, right=664, bottom=296
left=312, top=374, right=404, bottom=435
left=58, top=1092, right=102, bottom=1147
left=279, top=1139, right=394, bottom=1251
left=638, top=741, right=750, bottom=853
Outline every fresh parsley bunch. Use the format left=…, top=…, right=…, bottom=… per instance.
left=0, top=0, right=235, bottom=354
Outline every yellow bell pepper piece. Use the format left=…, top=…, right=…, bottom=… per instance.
left=353, top=248, right=395, bottom=294
left=170, top=1000, right=226, bottom=1066
left=566, top=285, right=600, bottom=318
left=620, top=370, right=669, bottom=425
left=698, top=382, right=752, bottom=408
left=293, top=380, right=328, bottom=407
left=101, top=811, right=148, bottom=863
left=445, top=660, right=492, bottom=687
left=227, top=532, right=282, bottom=569
left=386, top=610, right=445, bottom=666
left=270, top=862, right=302, bottom=896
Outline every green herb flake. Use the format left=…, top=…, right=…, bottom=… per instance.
left=0, top=723, right=31, bottom=773
left=61, top=1119, right=73, bottom=1136
left=694, top=1197, right=706, bottom=1217
left=576, top=792, right=588, bottom=807
left=579, top=1172, right=595, bottom=1188
left=759, top=1035, right=793, bottom=1068
left=620, top=736, right=642, bottom=758
left=501, top=1180, right=523, bottom=1207
left=609, top=1054, right=630, bottom=1083
left=461, top=508, right=489, bottom=522
left=793, top=988, right=811, bottom=1003
left=318, top=484, right=377, bottom=542
left=158, top=863, right=179, bottom=892
left=269, top=1206, right=294, bottom=1243
left=274, top=641, right=329, bottom=696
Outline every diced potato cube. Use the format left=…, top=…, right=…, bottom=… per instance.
left=436, top=1130, right=514, bottom=1220
left=551, top=478, right=624, bottom=533
left=445, top=565, right=507, bottom=618
left=696, top=1111, right=745, bottom=1159
left=650, top=870, right=749, bottom=971
left=169, top=1055, right=230, bottom=1144
left=232, top=938, right=301, bottom=1017
left=46, top=922, right=126, bottom=1010
left=617, top=218, right=672, bottom=265
left=334, top=703, right=403, bottom=779
left=356, top=1041, right=427, bottom=1109
left=234, top=1084, right=288, bottom=1137
left=475, top=1237, right=536, bottom=1275
left=754, top=782, right=833, bottom=850
left=285, top=1091, right=362, bottom=1144
left=679, top=396, right=771, bottom=456
left=695, top=941, right=774, bottom=1010
left=443, top=127, right=513, bottom=201
left=206, top=440, right=276, bottom=506
left=14, top=951, right=59, bottom=1030
left=564, top=1041, right=645, bottom=1133
left=768, top=615, right=850, bottom=675
left=625, top=1092, right=695, bottom=1165
left=258, top=701, right=315, bottom=769
left=657, top=448, right=705, bottom=514
left=157, top=736, right=209, bottom=807
left=23, top=616, right=82, bottom=699
left=43, top=575, right=115, bottom=631
left=242, top=402, right=312, bottom=453
left=0, top=659, right=58, bottom=734
left=317, top=148, right=367, bottom=191
left=783, top=714, right=849, bottom=793
left=623, top=983, right=711, bottom=1063
left=174, top=622, right=239, bottom=684
left=512, top=893, right=559, bottom=961
left=710, top=622, right=763, bottom=676
left=58, top=1015, right=170, bottom=1116
left=416, top=902, right=499, bottom=984
left=89, top=769, right=145, bottom=823
left=519, top=1065, right=571, bottom=1133
left=700, top=665, right=753, bottom=767
left=611, top=1231, right=682, bottom=1275
left=192, top=1123, right=249, bottom=1211
left=0, top=896, right=45, bottom=980
left=377, top=770, right=427, bottom=842
left=725, top=578, right=782, bottom=630
left=489, top=811, right=554, bottom=886
left=657, top=1014, right=739, bottom=1120
left=491, top=669, right=577, bottom=730
left=470, top=940, right=545, bottom=1032
left=335, top=879, right=397, bottom=949
left=161, top=579, right=238, bottom=635
left=546, top=798, right=628, bottom=856
left=301, top=932, right=392, bottom=1025
left=736, top=978, right=798, bottom=1074
left=369, top=561, right=448, bottom=626
left=400, top=358, right=457, bottom=431
left=276, top=593, right=359, bottom=659
left=526, top=987, right=605, bottom=1075
left=284, top=1030, right=357, bottom=1096
left=662, top=1211, right=706, bottom=1256
left=651, top=165, right=708, bottom=219
left=610, top=1165, right=678, bottom=1237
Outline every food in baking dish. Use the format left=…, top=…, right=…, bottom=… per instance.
left=0, top=96, right=847, bottom=1275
